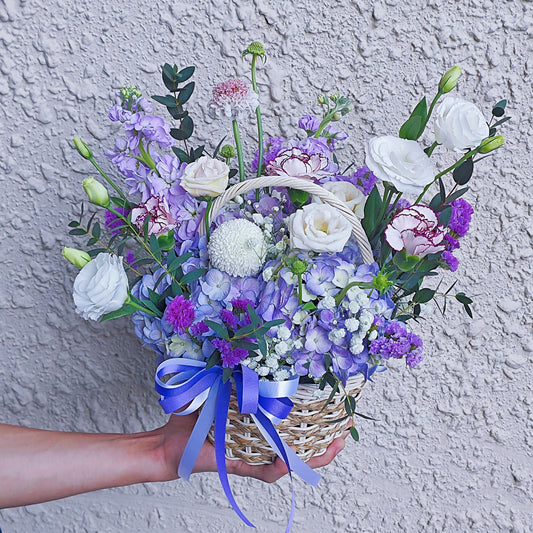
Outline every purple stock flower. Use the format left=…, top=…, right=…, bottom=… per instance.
left=348, top=166, right=378, bottom=195
left=298, top=115, right=321, bottom=133
left=441, top=250, right=459, bottom=272
left=252, top=136, right=285, bottom=173
left=125, top=114, right=173, bottom=149
left=449, top=198, right=474, bottom=237
left=212, top=338, right=248, bottom=368
left=370, top=321, right=423, bottom=367
left=165, top=295, right=196, bottom=333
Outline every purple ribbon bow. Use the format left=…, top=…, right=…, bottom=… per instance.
left=155, top=357, right=320, bottom=531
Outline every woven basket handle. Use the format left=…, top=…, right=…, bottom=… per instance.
left=203, top=176, right=374, bottom=265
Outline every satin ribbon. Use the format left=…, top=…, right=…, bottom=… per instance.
left=155, top=358, right=320, bottom=530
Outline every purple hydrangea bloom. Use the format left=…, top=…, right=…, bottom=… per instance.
left=200, top=269, right=232, bottom=301
left=131, top=268, right=172, bottom=300
left=441, top=250, right=459, bottom=272
left=304, top=324, right=332, bottom=354
left=131, top=312, right=173, bottom=357
left=449, top=198, right=474, bottom=237
left=304, top=263, right=336, bottom=297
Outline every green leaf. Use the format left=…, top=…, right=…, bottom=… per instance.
left=399, top=96, right=427, bottom=140
left=149, top=233, right=160, bottom=253
left=87, top=237, right=97, bottom=246
left=87, top=248, right=106, bottom=257
left=464, top=303, right=473, bottom=318
left=177, top=66, right=195, bottom=83
left=455, top=292, right=473, bottom=305
left=192, top=145, right=204, bottom=160
left=92, top=222, right=101, bottom=240
left=438, top=205, right=453, bottom=227
left=152, top=94, right=177, bottom=108
left=353, top=411, right=378, bottom=421
left=301, top=302, right=317, bottom=311
left=445, top=186, right=469, bottom=204
left=100, top=304, right=137, bottom=322
left=172, top=146, right=190, bottom=163
left=180, top=268, right=207, bottom=285
left=257, top=336, right=267, bottom=356
left=320, top=381, right=339, bottom=413
left=130, top=257, right=154, bottom=267
left=162, top=63, right=177, bottom=92
left=69, top=228, right=86, bottom=236
left=181, top=116, right=194, bottom=137
left=350, top=426, right=360, bottom=441
left=148, top=288, right=162, bottom=306
left=492, top=116, right=511, bottom=128
left=68, top=220, right=80, bottom=227
left=344, top=395, right=356, bottom=416
left=205, top=351, right=220, bottom=370
left=222, top=367, right=233, bottom=383
left=177, top=82, right=195, bottom=105
left=362, top=185, right=382, bottom=236
left=204, top=320, right=229, bottom=339
left=453, top=157, right=474, bottom=185
left=247, top=304, right=261, bottom=327
left=429, top=192, right=442, bottom=210
left=289, top=188, right=309, bottom=208
left=213, top=136, right=227, bottom=158
left=413, top=288, right=436, bottom=304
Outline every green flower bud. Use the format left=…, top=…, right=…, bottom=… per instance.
left=242, top=41, right=266, bottom=57
left=329, top=93, right=339, bottom=101
left=157, top=230, right=175, bottom=251
left=73, top=137, right=92, bottom=160
left=290, top=259, right=307, bottom=276
left=479, top=135, right=504, bottom=153
left=83, top=177, right=110, bottom=207
left=332, top=111, right=342, bottom=121
left=62, top=247, right=91, bottom=268
left=120, top=85, right=142, bottom=101
left=438, top=66, right=462, bottom=94
left=219, top=144, right=237, bottom=159
left=317, top=95, right=327, bottom=105
left=370, top=272, right=394, bottom=295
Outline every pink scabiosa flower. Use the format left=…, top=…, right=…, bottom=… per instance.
left=208, top=78, right=259, bottom=120
left=165, top=295, right=195, bottom=333
left=267, top=147, right=329, bottom=181
left=130, top=196, right=176, bottom=236
left=385, top=205, right=446, bottom=257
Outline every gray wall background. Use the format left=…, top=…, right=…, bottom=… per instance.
left=0, top=0, right=531, bottom=531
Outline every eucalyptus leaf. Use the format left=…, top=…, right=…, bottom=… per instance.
left=178, top=82, right=195, bottom=105
left=177, top=66, right=195, bottom=83
left=453, top=157, right=474, bottom=185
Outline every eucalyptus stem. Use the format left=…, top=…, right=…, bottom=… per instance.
left=232, top=119, right=245, bottom=182
left=415, top=147, right=478, bottom=204
left=88, top=157, right=128, bottom=202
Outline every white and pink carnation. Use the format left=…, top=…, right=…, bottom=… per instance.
left=131, top=196, right=176, bottom=236
left=385, top=205, right=446, bottom=257
left=267, top=147, right=329, bottom=181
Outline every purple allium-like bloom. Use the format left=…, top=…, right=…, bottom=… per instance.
left=190, top=321, right=209, bottom=336
left=444, top=233, right=460, bottom=251
left=125, top=250, right=136, bottom=266
left=347, top=166, right=378, bottom=196
left=212, top=338, right=248, bottom=368
left=165, top=295, right=196, bottom=333
left=104, top=207, right=129, bottom=236
left=298, top=115, right=321, bottom=133
left=441, top=250, right=459, bottom=272
left=370, top=321, right=423, bottom=366
left=449, top=198, right=474, bottom=237
left=231, top=298, right=254, bottom=311
left=252, top=136, right=286, bottom=173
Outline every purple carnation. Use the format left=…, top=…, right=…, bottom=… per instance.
left=165, top=295, right=196, bottom=333
left=449, top=198, right=474, bottom=237
left=441, top=250, right=459, bottom=272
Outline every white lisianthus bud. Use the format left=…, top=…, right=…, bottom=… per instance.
left=289, top=203, right=352, bottom=253
left=479, top=135, right=504, bottom=153
left=438, top=66, right=462, bottom=94
left=366, top=136, right=437, bottom=195
left=180, top=155, right=229, bottom=197
left=434, top=97, right=489, bottom=152
left=73, top=137, right=92, bottom=159
left=82, top=177, right=110, bottom=207
left=73, top=253, right=128, bottom=321
left=62, top=247, right=91, bottom=268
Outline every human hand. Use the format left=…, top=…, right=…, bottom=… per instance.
left=150, top=413, right=349, bottom=484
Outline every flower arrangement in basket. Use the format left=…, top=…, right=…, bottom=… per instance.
left=62, top=42, right=508, bottom=528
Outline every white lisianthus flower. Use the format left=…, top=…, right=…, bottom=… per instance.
left=365, top=136, right=437, bottom=195
left=434, top=97, right=489, bottom=152
left=180, top=155, right=229, bottom=197
left=314, top=180, right=366, bottom=218
left=73, top=253, right=128, bottom=321
left=208, top=219, right=266, bottom=277
left=289, top=203, right=352, bottom=253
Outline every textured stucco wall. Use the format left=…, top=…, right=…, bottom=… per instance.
left=0, top=0, right=532, bottom=531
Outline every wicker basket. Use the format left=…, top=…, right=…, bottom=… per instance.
left=204, top=176, right=374, bottom=464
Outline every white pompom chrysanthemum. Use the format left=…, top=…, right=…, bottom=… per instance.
left=208, top=219, right=266, bottom=277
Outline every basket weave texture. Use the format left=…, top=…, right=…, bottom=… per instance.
left=204, top=176, right=373, bottom=464
left=207, top=374, right=366, bottom=464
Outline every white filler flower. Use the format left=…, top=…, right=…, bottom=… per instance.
left=73, top=253, right=128, bottom=321
left=208, top=219, right=266, bottom=277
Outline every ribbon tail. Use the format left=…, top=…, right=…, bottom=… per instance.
left=177, top=379, right=220, bottom=481
left=215, top=379, right=255, bottom=528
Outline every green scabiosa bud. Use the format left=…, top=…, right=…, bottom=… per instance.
left=73, top=137, right=92, bottom=160
left=290, top=259, right=307, bottom=276
left=479, top=135, right=504, bottom=153
left=438, top=66, right=462, bottom=94
left=242, top=42, right=267, bottom=63
left=83, top=177, right=110, bottom=207
left=219, top=144, right=237, bottom=159
left=62, top=247, right=91, bottom=268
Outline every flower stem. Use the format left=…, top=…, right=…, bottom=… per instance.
left=425, top=141, right=439, bottom=157
left=297, top=273, right=303, bottom=305
left=423, top=91, right=443, bottom=130
left=415, top=147, right=478, bottom=204
left=204, top=198, right=213, bottom=240
left=88, top=157, right=128, bottom=202
left=251, top=55, right=264, bottom=201
left=232, top=119, right=245, bottom=182
left=138, top=141, right=157, bottom=172
left=127, top=298, right=162, bottom=317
